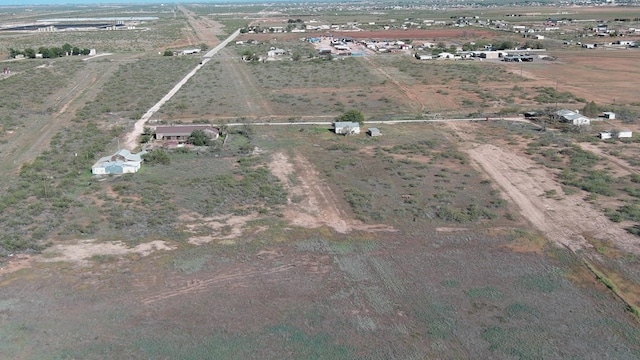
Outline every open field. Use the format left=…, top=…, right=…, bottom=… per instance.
left=2, top=124, right=640, bottom=359
left=1, top=3, right=640, bottom=359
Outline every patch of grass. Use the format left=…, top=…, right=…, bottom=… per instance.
left=436, top=204, right=496, bottom=223
left=517, top=273, right=560, bottom=293
left=505, top=302, right=539, bottom=320
left=464, top=286, right=505, bottom=300
left=441, top=279, right=459, bottom=288
left=482, top=325, right=557, bottom=359
left=415, top=302, right=458, bottom=339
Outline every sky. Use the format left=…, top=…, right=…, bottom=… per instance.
left=0, top=0, right=300, bottom=6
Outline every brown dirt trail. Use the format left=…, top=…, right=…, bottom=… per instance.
left=450, top=122, right=640, bottom=255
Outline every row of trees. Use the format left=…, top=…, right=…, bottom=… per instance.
left=9, top=43, right=91, bottom=59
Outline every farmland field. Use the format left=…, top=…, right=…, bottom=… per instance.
left=2, top=3, right=640, bottom=359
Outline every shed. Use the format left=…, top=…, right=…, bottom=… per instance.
left=602, top=112, right=616, bottom=119
left=599, top=132, right=613, bottom=140
left=334, top=122, right=360, bottom=135
left=618, top=131, right=633, bottom=138
left=368, top=128, right=381, bottom=137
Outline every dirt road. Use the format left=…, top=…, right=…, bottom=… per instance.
left=450, top=122, right=640, bottom=255
left=0, top=60, right=121, bottom=173
left=123, top=29, right=241, bottom=150
left=178, top=5, right=224, bottom=48
left=269, top=152, right=395, bottom=234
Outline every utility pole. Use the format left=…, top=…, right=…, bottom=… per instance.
left=555, top=79, right=559, bottom=111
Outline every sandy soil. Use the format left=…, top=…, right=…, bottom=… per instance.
left=269, top=152, right=395, bottom=234
left=449, top=122, right=640, bottom=255
left=185, top=213, right=261, bottom=245
left=43, top=239, right=176, bottom=266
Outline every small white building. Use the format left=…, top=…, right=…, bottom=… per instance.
left=437, top=52, right=456, bottom=59
left=334, top=122, right=360, bottom=135
left=368, top=128, right=381, bottom=137
left=619, top=131, right=633, bottom=138
left=602, top=111, right=616, bottom=119
left=267, top=48, right=286, bottom=57
left=599, top=132, right=613, bottom=140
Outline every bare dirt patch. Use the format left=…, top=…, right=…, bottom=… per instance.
left=0, top=254, right=34, bottom=276
left=185, top=212, right=261, bottom=245
left=42, top=239, right=176, bottom=266
left=269, top=152, right=395, bottom=233
left=465, top=142, right=640, bottom=254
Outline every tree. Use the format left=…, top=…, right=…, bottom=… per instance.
left=581, top=101, right=600, bottom=117
left=49, top=47, right=64, bottom=58
left=24, top=48, right=35, bottom=58
left=8, top=48, right=20, bottom=58
left=38, top=47, right=51, bottom=58
left=616, top=107, right=639, bottom=124
left=163, top=50, right=174, bottom=56
left=142, top=150, right=170, bottom=165
left=199, top=43, right=208, bottom=51
left=81, top=48, right=91, bottom=55
left=62, top=43, right=72, bottom=55
left=72, top=47, right=81, bottom=56
left=188, top=130, right=210, bottom=146
left=336, top=110, right=365, bottom=125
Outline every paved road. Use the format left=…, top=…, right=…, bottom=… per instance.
left=123, top=29, right=241, bottom=150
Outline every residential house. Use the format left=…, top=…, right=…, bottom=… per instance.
left=267, top=48, right=287, bottom=57
left=556, top=109, right=591, bottom=126
left=155, top=125, right=219, bottom=142
left=92, top=149, right=146, bottom=175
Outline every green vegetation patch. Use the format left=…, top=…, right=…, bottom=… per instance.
left=517, top=273, right=560, bottom=293
left=464, top=286, right=505, bottom=300
left=482, top=325, right=558, bottom=359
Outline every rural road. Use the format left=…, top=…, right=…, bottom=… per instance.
left=123, top=29, right=241, bottom=150
left=216, top=116, right=526, bottom=127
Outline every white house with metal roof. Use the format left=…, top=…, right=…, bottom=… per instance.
left=556, top=109, right=591, bottom=126
left=92, top=149, right=146, bottom=175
